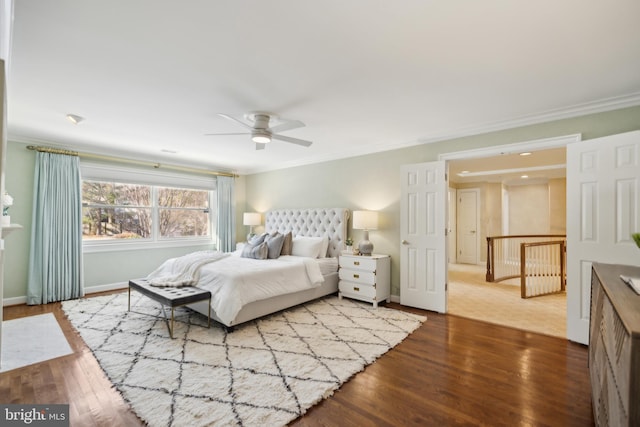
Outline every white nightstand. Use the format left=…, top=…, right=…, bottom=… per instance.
left=338, top=253, right=390, bottom=308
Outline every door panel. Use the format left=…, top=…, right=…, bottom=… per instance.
left=400, top=161, right=447, bottom=313
left=566, top=130, right=640, bottom=344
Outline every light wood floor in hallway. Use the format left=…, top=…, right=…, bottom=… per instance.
left=448, top=263, right=567, bottom=338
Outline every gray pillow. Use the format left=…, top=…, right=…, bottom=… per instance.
left=280, top=231, right=293, bottom=256
left=241, top=241, right=268, bottom=259
left=264, top=233, right=285, bottom=259
left=248, top=232, right=268, bottom=246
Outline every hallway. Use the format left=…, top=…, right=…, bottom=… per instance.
left=448, top=263, right=566, bottom=338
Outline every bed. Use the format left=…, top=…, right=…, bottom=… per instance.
left=147, top=208, right=349, bottom=329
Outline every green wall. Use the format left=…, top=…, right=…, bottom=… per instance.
left=2, top=142, right=246, bottom=302
left=4, top=105, right=640, bottom=303
left=245, top=105, right=640, bottom=297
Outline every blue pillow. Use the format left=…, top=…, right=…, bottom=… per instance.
left=264, top=233, right=285, bottom=259
left=241, top=241, right=268, bottom=259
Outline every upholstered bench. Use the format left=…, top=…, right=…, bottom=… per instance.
left=128, top=279, right=211, bottom=338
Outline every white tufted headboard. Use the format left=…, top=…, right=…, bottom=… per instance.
left=264, top=208, right=350, bottom=258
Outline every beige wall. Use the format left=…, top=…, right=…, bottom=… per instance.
left=508, top=183, right=550, bottom=234
left=244, top=106, right=640, bottom=297
left=549, top=178, right=566, bottom=234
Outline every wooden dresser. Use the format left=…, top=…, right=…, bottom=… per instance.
left=590, top=263, right=640, bottom=427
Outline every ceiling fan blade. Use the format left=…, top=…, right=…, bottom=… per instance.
left=267, top=120, right=305, bottom=134
left=271, top=134, right=313, bottom=147
left=204, top=132, right=249, bottom=136
left=255, top=143, right=266, bottom=150
left=217, top=113, right=254, bottom=131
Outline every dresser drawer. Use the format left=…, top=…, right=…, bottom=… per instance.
left=339, top=256, right=378, bottom=271
left=339, top=281, right=377, bottom=299
left=339, top=269, right=376, bottom=285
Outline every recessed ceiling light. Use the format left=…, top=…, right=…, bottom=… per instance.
left=66, top=114, right=84, bottom=124
left=521, top=175, right=529, bottom=178
left=519, top=152, right=532, bottom=156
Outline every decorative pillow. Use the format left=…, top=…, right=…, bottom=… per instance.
left=291, top=236, right=324, bottom=258
left=319, top=234, right=330, bottom=258
left=264, top=232, right=285, bottom=259
left=280, top=231, right=293, bottom=256
left=241, top=241, right=268, bottom=259
left=248, top=232, right=268, bottom=246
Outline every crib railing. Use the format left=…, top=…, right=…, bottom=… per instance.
left=486, top=235, right=566, bottom=292
left=520, top=240, right=566, bottom=298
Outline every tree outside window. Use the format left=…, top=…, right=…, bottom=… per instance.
left=82, top=180, right=211, bottom=241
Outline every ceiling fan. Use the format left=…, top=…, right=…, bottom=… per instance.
left=206, top=112, right=313, bottom=150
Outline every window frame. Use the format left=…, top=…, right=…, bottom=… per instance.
left=81, top=162, right=217, bottom=253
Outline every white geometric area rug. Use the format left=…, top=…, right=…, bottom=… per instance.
left=62, top=292, right=425, bottom=427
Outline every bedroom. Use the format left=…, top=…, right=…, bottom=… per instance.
left=2, top=1, right=640, bottom=426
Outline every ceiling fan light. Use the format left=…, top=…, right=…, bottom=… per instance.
left=251, top=132, right=271, bottom=144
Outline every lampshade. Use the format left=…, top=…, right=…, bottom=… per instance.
left=243, top=212, right=261, bottom=226
left=352, top=210, right=378, bottom=230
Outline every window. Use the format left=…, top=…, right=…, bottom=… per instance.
left=157, top=187, right=210, bottom=238
left=81, top=162, right=217, bottom=250
left=83, top=181, right=152, bottom=240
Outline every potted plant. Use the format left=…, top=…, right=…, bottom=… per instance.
left=345, top=237, right=353, bottom=253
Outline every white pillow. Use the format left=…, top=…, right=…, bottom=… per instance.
left=292, top=236, right=324, bottom=258
left=320, top=234, right=330, bottom=258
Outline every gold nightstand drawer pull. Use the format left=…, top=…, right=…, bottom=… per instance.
left=353, top=287, right=360, bottom=292
left=353, top=274, right=359, bottom=279
left=354, top=261, right=360, bottom=265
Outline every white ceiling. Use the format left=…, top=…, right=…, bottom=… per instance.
left=5, top=1, right=640, bottom=175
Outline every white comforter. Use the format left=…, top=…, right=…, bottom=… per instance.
left=146, top=251, right=325, bottom=325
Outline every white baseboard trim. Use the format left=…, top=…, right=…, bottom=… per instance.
left=390, top=294, right=400, bottom=303
left=85, top=282, right=129, bottom=294
left=3, top=296, right=27, bottom=307
left=3, top=282, right=129, bottom=307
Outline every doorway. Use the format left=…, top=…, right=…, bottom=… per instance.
left=441, top=134, right=577, bottom=338
left=456, top=188, right=480, bottom=265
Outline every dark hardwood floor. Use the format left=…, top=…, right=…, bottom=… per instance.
left=0, top=292, right=594, bottom=427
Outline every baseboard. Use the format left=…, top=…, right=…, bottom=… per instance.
left=2, top=282, right=129, bottom=307
left=390, top=294, right=400, bottom=303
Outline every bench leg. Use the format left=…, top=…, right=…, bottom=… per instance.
left=170, top=307, right=175, bottom=339
left=128, top=286, right=131, bottom=311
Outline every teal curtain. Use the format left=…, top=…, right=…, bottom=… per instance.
left=216, top=176, right=235, bottom=252
left=27, top=152, right=84, bottom=304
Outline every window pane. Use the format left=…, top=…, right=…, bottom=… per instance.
left=83, top=207, right=152, bottom=239
left=113, top=183, right=151, bottom=206
left=82, top=181, right=150, bottom=207
left=159, top=209, right=210, bottom=238
left=82, top=181, right=114, bottom=205
left=158, top=187, right=209, bottom=208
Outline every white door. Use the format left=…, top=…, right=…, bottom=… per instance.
left=400, top=161, right=447, bottom=313
left=566, top=130, right=640, bottom=345
left=457, top=189, right=479, bottom=264
left=448, top=188, right=457, bottom=263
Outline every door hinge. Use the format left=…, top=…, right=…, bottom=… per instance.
left=445, top=282, right=448, bottom=291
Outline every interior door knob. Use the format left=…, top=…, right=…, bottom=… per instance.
left=402, top=240, right=409, bottom=245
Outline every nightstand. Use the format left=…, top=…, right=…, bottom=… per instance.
left=338, top=254, right=390, bottom=308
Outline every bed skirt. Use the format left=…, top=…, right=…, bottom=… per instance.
left=187, top=271, right=339, bottom=328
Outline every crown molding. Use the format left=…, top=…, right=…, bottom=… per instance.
left=241, top=92, right=640, bottom=174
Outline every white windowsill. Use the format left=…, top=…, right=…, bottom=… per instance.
left=83, top=238, right=215, bottom=253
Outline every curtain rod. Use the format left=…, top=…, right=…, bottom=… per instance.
left=26, top=145, right=237, bottom=178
